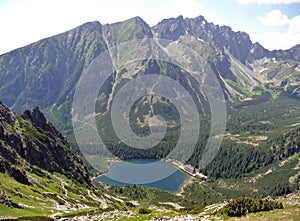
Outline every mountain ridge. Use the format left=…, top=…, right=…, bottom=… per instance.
left=153, top=15, right=300, bottom=64
left=0, top=14, right=298, bottom=113
left=1, top=15, right=299, bottom=58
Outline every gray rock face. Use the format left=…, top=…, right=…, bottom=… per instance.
left=0, top=101, right=91, bottom=186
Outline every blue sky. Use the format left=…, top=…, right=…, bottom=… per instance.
left=0, top=0, right=299, bottom=54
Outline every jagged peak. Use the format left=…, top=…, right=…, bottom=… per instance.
left=21, top=106, right=65, bottom=141
left=154, top=15, right=207, bottom=30
left=22, top=106, right=47, bottom=129
left=153, top=15, right=185, bottom=27
left=185, top=15, right=209, bottom=27
left=176, top=15, right=184, bottom=21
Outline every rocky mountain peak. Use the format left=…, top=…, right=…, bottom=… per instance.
left=152, top=15, right=187, bottom=41
left=22, top=106, right=46, bottom=129
left=132, top=16, right=149, bottom=26
left=130, top=16, right=153, bottom=38
left=103, top=16, right=153, bottom=43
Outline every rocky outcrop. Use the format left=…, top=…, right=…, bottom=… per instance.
left=0, top=101, right=91, bottom=186
left=0, top=189, right=22, bottom=208
left=0, top=156, right=30, bottom=186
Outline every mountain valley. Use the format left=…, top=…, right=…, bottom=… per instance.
left=0, top=15, right=299, bottom=220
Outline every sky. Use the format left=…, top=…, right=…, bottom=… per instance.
left=0, top=0, right=300, bottom=55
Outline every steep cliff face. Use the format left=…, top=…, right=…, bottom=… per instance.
left=0, top=101, right=91, bottom=186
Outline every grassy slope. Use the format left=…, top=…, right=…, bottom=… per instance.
left=0, top=166, right=109, bottom=219
left=0, top=161, right=299, bottom=220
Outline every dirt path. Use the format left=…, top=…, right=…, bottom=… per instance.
left=88, top=189, right=108, bottom=208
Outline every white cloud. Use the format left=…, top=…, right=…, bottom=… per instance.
left=288, top=15, right=300, bottom=35
left=252, top=14, right=300, bottom=50
left=237, top=0, right=300, bottom=4
left=252, top=31, right=300, bottom=50
left=256, top=9, right=289, bottom=26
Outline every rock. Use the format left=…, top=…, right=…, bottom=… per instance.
left=0, top=102, right=91, bottom=186
left=0, top=190, right=22, bottom=208
left=8, top=165, right=31, bottom=185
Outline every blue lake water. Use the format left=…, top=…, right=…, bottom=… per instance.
left=96, top=159, right=188, bottom=193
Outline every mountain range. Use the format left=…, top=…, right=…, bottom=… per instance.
left=0, top=13, right=300, bottom=170
left=0, top=15, right=300, bottom=219
left=0, top=15, right=299, bottom=113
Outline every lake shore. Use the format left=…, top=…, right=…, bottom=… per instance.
left=175, top=175, right=193, bottom=195
left=93, top=159, right=190, bottom=193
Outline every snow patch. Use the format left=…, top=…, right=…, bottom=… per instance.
left=197, top=37, right=204, bottom=42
